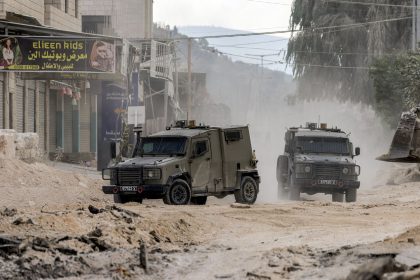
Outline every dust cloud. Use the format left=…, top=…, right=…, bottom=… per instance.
left=246, top=100, right=395, bottom=202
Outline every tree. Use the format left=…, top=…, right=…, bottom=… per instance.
left=287, top=0, right=412, bottom=104
left=370, top=53, right=420, bottom=127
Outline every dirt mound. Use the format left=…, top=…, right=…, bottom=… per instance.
left=0, top=159, right=107, bottom=208
left=386, top=164, right=420, bottom=185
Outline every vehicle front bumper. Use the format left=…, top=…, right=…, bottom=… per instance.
left=294, top=178, right=360, bottom=190
left=102, top=185, right=168, bottom=199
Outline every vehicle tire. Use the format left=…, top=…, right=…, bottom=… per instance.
left=165, top=179, right=191, bottom=205
left=190, top=196, right=207, bottom=205
left=113, top=194, right=143, bottom=204
left=234, top=176, right=259, bottom=204
left=332, top=192, right=344, bottom=202
left=346, top=188, right=357, bottom=203
left=288, top=176, right=300, bottom=201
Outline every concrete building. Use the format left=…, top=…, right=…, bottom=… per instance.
left=79, top=0, right=152, bottom=38
left=0, top=0, right=132, bottom=167
left=0, top=0, right=81, bottom=31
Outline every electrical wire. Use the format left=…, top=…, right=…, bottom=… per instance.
left=247, top=0, right=291, bottom=5
left=324, top=0, right=415, bottom=8
left=185, top=15, right=412, bottom=40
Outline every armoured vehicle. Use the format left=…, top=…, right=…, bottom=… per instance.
left=378, top=106, right=420, bottom=163
left=102, top=121, right=260, bottom=205
left=277, top=123, right=361, bottom=202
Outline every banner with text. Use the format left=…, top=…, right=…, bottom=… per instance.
left=0, top=37, right=116, bottom=73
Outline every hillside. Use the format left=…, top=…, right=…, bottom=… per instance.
left=178, top=26, right=290, bottom=73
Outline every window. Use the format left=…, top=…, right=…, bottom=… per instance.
left=65, top=0, right=69, bottom=13
left=137, top=137, right=187, bottom=156
left=225, top=130, right=242, bottom=142
left=75, top=0, right=79, bottom=18
left=194, top=141, right=208, bottom=157
left=296, top=137, right=350, bottom=155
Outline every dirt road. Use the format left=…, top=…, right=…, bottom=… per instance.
left=1, top=160, right=420, bottom=279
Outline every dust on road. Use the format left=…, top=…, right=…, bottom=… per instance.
left=1, top=160, right=420, bottom=279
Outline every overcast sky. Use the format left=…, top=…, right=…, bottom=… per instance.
left=153, top=0, right=293, bottom=37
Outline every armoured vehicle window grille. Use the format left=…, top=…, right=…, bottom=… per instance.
left=138, top=137, right=187, bottom=156
left=194, top=141, right=208, bottom=157
left=225, top=130, right=242, bottom=142
left=297, top=137, right=349, bottom=155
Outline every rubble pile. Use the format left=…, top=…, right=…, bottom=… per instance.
left=0, top=129, right=39, bottom=161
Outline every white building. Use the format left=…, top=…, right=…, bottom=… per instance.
left=79, top=0, right=153, bottom=38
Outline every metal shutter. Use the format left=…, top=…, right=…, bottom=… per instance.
left=80, top=95, right=90, bottom=152
left=15, top=78, right=24, bottom=132
left=27, top=80, right=36, bottom=132
left=63, top=96, right=73, bottom=153
left=0, top=79, right=3, bottom=129
left=49, top=91, right=57, bottom=152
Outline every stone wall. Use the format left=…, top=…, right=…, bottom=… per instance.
left=0, top=130, right=39, bottom=161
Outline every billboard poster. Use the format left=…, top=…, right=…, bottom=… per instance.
left=0, top=36, right=116, bottom=73
left=101, top=82, right=128, bottom=142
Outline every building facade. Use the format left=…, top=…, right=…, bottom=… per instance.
left=79, top=0, right=152, bottom=38
left=0, top=0, right=129, bottom=167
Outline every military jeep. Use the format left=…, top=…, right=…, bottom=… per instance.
left=102, top=121, right=260, bottom=205
left=277, top=123, right=361, bottom=202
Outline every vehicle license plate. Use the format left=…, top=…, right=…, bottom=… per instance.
left=318, top=179, right=337, bottom=185
left=120, top=186, right=138, bottom=192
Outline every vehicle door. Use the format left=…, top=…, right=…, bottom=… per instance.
left=190, top=137, right=211, bottom=192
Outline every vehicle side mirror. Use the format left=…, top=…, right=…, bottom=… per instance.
left=355, top=147, right=360, bottom=156
left=110, top=142, right=117, bottom=159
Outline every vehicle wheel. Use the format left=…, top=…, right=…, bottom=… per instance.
left=332, top=192, right=344, bottom=202
left=346, top=189, right=357, bottom=203
left=190, top=196, right=207, bottom=205
left=165, top=179, right=191, bottom=205
left=113, top=194, right=143, bottom=204
left=288, top=176, right=300, bottom=201
left=234, top=176, right=258, bottom=204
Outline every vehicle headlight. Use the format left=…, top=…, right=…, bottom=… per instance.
left=296, top=164, right=312, bottom=174
left=143, top=168, right=161, bottom=180
left=342, top=167, right=349, bottom=175
left=355, top=165, right=360, bottom=175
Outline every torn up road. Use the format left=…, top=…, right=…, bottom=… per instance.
left=2, top=161, right=420, bottom=279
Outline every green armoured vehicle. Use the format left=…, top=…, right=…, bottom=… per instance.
left=102, top=121, right=260, bottom=205
left=277, top=123, right=361, bottom=202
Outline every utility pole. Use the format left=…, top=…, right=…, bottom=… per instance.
left=415, top=0, right=420, bottom=51
left=187, top=38, right=192, bottom=121
left=413, top=0, right=417, bottom=51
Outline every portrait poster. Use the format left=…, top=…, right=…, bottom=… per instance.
left=0, top=36, right=116, bottom=73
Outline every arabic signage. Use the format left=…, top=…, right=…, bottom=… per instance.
left=102, top=82, right=128, bottom=142
left=0, top=36, right=116, bottom=73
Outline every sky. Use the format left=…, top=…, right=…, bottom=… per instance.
left=153, top=0, right=293, bottom=37
left=153, top=0, right=294, bottom=73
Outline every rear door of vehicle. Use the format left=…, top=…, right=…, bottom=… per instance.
left=190, top=137, right=211, bottom=193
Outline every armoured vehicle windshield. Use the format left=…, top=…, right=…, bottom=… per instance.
left=137, top=137, right=187, bottom=156
left=296, top=137, right=350, bottom=155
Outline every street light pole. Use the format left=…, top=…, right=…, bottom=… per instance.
left=187, top=38, right=192, bottom=121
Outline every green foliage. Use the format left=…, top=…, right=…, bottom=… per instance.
left=287, top=0, right=412, bottom=104
left=370, top=53, right=420, bottom=127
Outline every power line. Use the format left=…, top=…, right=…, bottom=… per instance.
left=210, top=45, right=282, bottom=51
left=190, top=15, right=412, bottom=39
left=247, top=0, right=291, bottom=5
left=324, top=0, right=415, bottom=8
left=278, top=61, right=372, bottom=70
